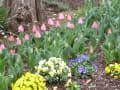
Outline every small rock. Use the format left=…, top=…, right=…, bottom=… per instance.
left=86, top=79, right=92, bottom=84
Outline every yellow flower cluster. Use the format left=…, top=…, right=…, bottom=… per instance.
left=105, top=63, right=120, bottom=80
left=36, top=57, right=71, bottom=83
left=12, top=72, right=48, bottom=90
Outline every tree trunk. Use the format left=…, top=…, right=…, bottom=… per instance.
left=3, top=0, right=47, bottom=33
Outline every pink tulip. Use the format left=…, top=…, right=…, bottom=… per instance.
left=67, top=14, right=72, bottom=21
left=9, top=35, right=15, bottom=42
left=70, top=24, right=74, bottom=29
left=35, top=31, right=41, bottom=39
left=24, top=34, right=29, bottom=41
left=90, top=47, right=93, bottom=53
left=74, top=38, right=78, bottom=41
left=66, top=22, right=71, bottom=28
left=48, top=18, right=54, bottom=26
left=78, top=18, right=83, bottom=24
left=0, top=43, right=5, bottom=50
left=58, top=13, right=64, bottom=20
left=18, top=25, right=24, bottom=32
left=9, top=49, right=15, bottom=55
left=41, top=24, right=46, bottom=31
left=66, top=22, right=74, bottom=29
left=17, top=38, right=22, bottom=46
left=32, top=25, right=38, bottom=33
left=92, top=21, right=98, bottom=29
left=55, top=21, right=61, bottom=28
left=108, top=28, right=112, bottom=34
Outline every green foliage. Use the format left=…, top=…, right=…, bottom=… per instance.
left=0, top=7, right=9, bottom=30
left=7, top=54, right=23, bottom=84
left=0, top=49, right=8, bottom=75
left=0, top=75, right=9, bottom=90
left=66, top=81, right=80, bottom=90
left=43, top=0, right=70, bottom=10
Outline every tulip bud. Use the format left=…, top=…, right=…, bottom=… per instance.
left=92, top=21, right=98, bottom=29
left=48, top=18, right=54, bottom=26
left=30, top=48, right=33, bottom=54
left=9, top=35, right=15, bottom=42
left=67, top=14, right=72, bottom=22
left=35, top=31, right=41, bottom=39
left=53, top=40, right=56, bottom=45
left=16, top=38, right=22, bottom=46
left=74, top=38, right=78, bottom=41
left=32, top=25, right=38, bottom=33
left=55, top=21, right=61, bottom=28
left=18, top=25, right=24, bottom=32
left=57, top=33, right=60, bottom=37
left=108, top=42, right=111, bottom=48
left=108, top=28, right=112, bottom=34
left=24, top=34, right=30, bottom=41
left=65, top=42, right=68, bottom=47
left=78, top=17, right=83, bottom=24
left=66, top=22, right=71, bottom=28
left=48, top=37, right=51, bottom=41
left=46, top=31, right=49, bottom=35
left=102, top=0, right=105, bottom=4
left=90, top=47, right=93, bottom=53
left=0, top=43, right=5, bottom=51
left=9, top=49, right=15, bottom=54
left=58, top=13, right=64, bottom=20
left=70, top=24, right=74, bottom=29
left=41, top=24, right=46, bottom=31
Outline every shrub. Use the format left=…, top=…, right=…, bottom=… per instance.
left=12, top=72, right=48, bottom=90
left=36, top=57, right=71, bottom=83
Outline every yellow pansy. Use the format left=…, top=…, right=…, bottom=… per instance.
left=105, top=67, right=110, bottom=73
left=114, top=76, right=118, bottom=80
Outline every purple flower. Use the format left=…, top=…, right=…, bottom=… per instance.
left=78, top=67, right=84, bottom=73
left=82, top=56, right=88, bottom=60
left=68, top=62, right=71, bottom=67
left=69, top=59, right=76, bottom=63
left=78, top=67, right=88, bottom=74
left=83, top=69, right=88, bottom=74
left=68, top=59, right=76, bottom=67
left=76, top=57, right=84, bottom=62
left=91, top=62, right=98, bottom=72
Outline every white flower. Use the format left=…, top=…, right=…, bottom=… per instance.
left=48, top=61, right=53, bottom=66
left=49, top=71, right=54, bottom=77
left=52, top=69, right=56, bottom=74
left=57, top=58, right=61, bottom=61
left=3, top=36, right=7, bottom=38
left=68, top=72, right=72, bottom=77
left=49, top=57, right=56, bottom=61
left=53, top=86, right=58, bottom=90
left=57, top=70, right=61, bottom=75
left=1, top=32, right=5, bottom=35
left=39, top=60, right=46, bottom=65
